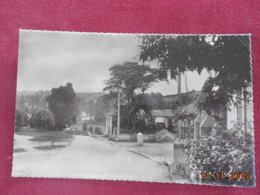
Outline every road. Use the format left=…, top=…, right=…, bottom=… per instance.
left=13, top=135, right=171, bottom=182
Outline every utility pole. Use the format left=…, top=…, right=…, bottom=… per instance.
left=178, top=72, right=181, bottom=95
left=185, top=72, right=188, bottom=92
left=116, top=90, right=121, bottom=141
left=177, top=71, right=182, bottom=103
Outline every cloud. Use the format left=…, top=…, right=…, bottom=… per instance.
left=17, top=31, right=209, bottom=95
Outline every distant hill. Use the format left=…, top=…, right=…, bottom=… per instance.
left=76, top=92, right=105, bottom=102
left=16, top=91, right=105, bottom=113
left=163, top=90, right=201, bottom=104
left=17, top=90, right=50, bottom=96
left=17, top=91, right=105, bottom=99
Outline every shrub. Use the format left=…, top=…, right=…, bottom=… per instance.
left=82, top=122, right=88, bottom=131
left=88, top=126, right=93, bottom=132
left=30, top=109, right=55, bottom=130
left=15, top=109, right=29, bottom=129
left=185, top=124, right=254, bottom=186
left=95, top=127, right=103, bottom=135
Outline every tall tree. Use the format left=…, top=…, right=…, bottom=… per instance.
left=104, top=62, right=159, bottom=130
left=139, top=35, right=251, bottom=111
left=46, top=83, right=78, bottom=129
left=84, top=96, right=111, bottom=123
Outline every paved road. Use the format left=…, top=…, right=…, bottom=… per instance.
left=13, top=135, right=171, bottom=182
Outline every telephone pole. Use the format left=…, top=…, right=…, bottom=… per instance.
left=185, top=72, right=188, bottom=92
left=178, top=72, right=181, bottom=95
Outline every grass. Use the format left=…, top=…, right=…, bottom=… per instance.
left=13, top=148, right=26, bottom=153
left=34, top=145, right=66, bottom=151
left=15, top=127, right=74, bottom=152
left=16, top=127, right=74, bottom=143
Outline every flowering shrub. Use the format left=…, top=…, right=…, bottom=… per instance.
left=185, top=124, right=254, bottom=186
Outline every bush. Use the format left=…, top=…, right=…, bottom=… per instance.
left=30, top=109, right=54, bottom=130
left=82, top=122, right=88, bottom=131
left=95, top=127, right=103, bottom=135
left=185, top=125, right=254, bottom=186
left=88, top=126, right=93, bottom=132
left=15, top=109, right=29, bottom=129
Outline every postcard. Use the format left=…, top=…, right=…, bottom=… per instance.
left=12, top=30, right=255, bottom=187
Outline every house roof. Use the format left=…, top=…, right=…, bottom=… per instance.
left=152, top=109, right=174, bottom=117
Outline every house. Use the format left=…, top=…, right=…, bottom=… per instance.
left=105, top=108, right=118, bottom=138
left=226, top=89, right=253, bottom=130
left=151, top=109, right=175, bottom=128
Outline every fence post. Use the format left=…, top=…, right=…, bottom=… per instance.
left=137, top=132, right=144, bottom=146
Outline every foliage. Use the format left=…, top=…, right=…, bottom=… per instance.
left=170, top=93, right=197, bottom=132
left=104, top=62, right=159, bottom=94
left=95, top=127, right=103, bottom=135
left=102, top=91, right=118, bottom=108
left=77, top=92, right=105, bottom=120
left=104, top=62, right=159, bottom=131
left=186, top=125, right=254, bottom=186
left=88, top=126, right=93, bottom=132
left=141, top=93, right=166, bottom=110
left=139, top=35, right=251, bottom=111
left=16, top=91, right=49, bottom=114
left=30, top=109, right=55, bottom=130
left=84, top=95, right=110, bottom=123
left=15, top=109, right=29, bottom=129
left=46, top=83, right=78, bottom=129
left=171, top=92, right=197, bottom=110
left=196, top=77, right=230, bottom=113
left=171, top=110, right=196, bottom=127
left=82, top=122, right=88, bottom=131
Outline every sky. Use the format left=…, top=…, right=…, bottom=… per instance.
left=17, top=30, right=209, bottom=95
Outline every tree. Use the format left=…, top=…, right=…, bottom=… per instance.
left=139, top=35, right=251, bottom=111
left=17, top=94, right=26, bottom=111
left=141, top=93, right=166, bottom=110
left=85, top=96, right=110, bottom=123
left=46, top=83, right=78, bottom=129
left=104, top=62, right=159, bottom=131
left=29, top=91, right=49, bottom=113
left=30, top=109, right=54, bottom=129
left=15, top=109, right=29, bottom=129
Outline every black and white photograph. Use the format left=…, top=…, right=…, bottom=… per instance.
left=12, top=30, right=255, bottom=187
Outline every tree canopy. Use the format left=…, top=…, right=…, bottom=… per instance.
left=104, top=62, right=159, bottom=97
left=30, top=109, right=55, bottom=130
left=104, top=62, right=159, bottom=131
left=139, top=35, right=251, bottom=111
left=46, top=83, right=78, bottom=129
